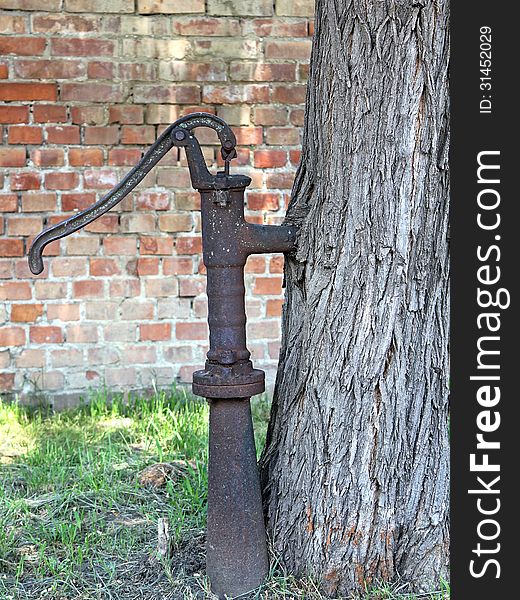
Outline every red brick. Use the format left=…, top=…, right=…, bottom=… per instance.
left=0, top=64, right=7, bottom=79
left=62, top=193, right=96, bottom=211
left=61, top=83, right=124, bottom=103
left=136, top=191, right=169, bottom=210
left=0, top=105, right=29, bottom=123
left=230, top=62, right=296, bottom=82
left=158, top=214, right=192, bottom=233
left=271, top=85, right=308, bottom=105
left=139, top=236, right=173, bottom=255
left=144, top=278, right=178, bottom=297
left=30, top=325, right=63, bottom=344
left=179, top=278, right=205, bottom=297
left=0, top=327, right=25, bottom=347
left=290, top=149, right=302, bottom=166
left=249, top=18, right=308, bottom=37
left=69, top=147, right=104, bottom=166
left=266, top=127, right=300, bottom=146
left=88, top=60, right=115, bottom=79
left=73, top=280, right=103, bottom=298
left=46, top=125, right=80, bottom=144
left=0, top=194, right=17, bottom=212
left=45, top=172, right=79, bottom=190
left=121, top=214, right=155, bottom=233
left=136, top=257, right=159, bottom=276
left=265, top=40, right=312, bottom=60
left=231, top=126, right=263, bottom=146
left=140, top=322, right=171, bottom=342
left=14, top=59, right=85, bottom=79
left=133, top=85, right=200, bottom=104
left=163, top=257, right=194, bottom=275
left=0, top=147, right=25, bottom=167
left=0, top=239, right=24, bottom=257
left=90, top=258, right=121, bottom=276
left=270, top=255, right=284, bottom=273
left=85, top=215, right=119, bottom=234
left=0, top=37, right=46, bottom=56
left=7, top=216, right=42, bottom=236
left=51, top=257, right=87, bottom=277
left=51, top=37, right=114, bottom=56
left=266, top=298, right=284, bottom=317
left=0, top=83, right=57, bottom=101
left=109, top=105, right=144, bottom=124
left=11, top=304, right=43, bottom=322
left=202, top=84, right=269, bottom=104
left=0, top=373, right=15, bottom=391
left=121, top=125, right=155, bottom=145
left=8, top=126, right=42, bottom=145
left=10, top=172, right=41, bottom=191
left=84, top=126, right=119, bottom=145
left=176, top=236, right=202, bottom=255
left=176, top=322, right=208, bottom=341
left=108, top=148, right=142, bottom=166
left=253, top=149, right=287, bottom=169
left=70, top=105, right=105, bottom=125
left=32, top=14, right=99, bottom=33
left=253, top=277, right=283, bottom=295
left=30, top=148, right=64, bottom=167
left=83, top=169, right=118, bottom=189
left=47, top=303, right=80, bottom=321
left=245, top=256, right=266, bottom=274
left=247, top=192, right=280, bottom=211
left=266, top=172, right=295, bottom=189
left=104, top=236, right=137, bottom=255
left=67, top=324, right=98, bottom=343
left=0, top=281, right=31, bottom=300
left=33, top=104, right=67, bottom=123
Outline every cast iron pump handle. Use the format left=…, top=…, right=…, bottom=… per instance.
left=28, top=112, right=298, bottom=598
left=28, top=113, right=238, bottom=275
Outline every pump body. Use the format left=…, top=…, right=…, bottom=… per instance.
left=28, top=113, right=297, bottom=598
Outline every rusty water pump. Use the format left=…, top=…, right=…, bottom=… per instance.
left=28, top=113, right=298, bottom=598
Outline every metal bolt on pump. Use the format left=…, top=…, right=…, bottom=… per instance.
left=28, top=113, right=298, bottom=599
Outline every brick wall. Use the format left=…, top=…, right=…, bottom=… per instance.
left=0, top=0, right=314, bottom=405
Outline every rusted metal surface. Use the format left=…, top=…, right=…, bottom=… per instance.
left=206, top=398, right=269, bottom=598
left=27, top=112, right=298, bottom=598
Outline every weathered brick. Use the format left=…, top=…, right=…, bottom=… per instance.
left=172, top=17, right=240, bottom=36
left=73, top=280, right=104, bottom=298
left=230, top=62, right=296, bottom=82
left=136, top=191, right=169, bottom=211
left=133, top=85, right=200, bottom=104
left=46, top=125, right=80, bottom=144
left=11, top=304, right=43, bottom=322
left=90, top=258, right=121, bottom=277
left=85, top=213, right=119, bottom=233
left=120, top=299, right=154, bottom=320
left=176, top=236, right=202, bottom=255
left=265, top=40, right=312, bottom=60
left=67, top=324, right=98, bottom=343
left=193, top=39, right=258, bottom=60
left=83, top=169, right=118, bottom=189
left=158, top=61, right=227, bottom=82
left=85, top=301, right=119, bottom=320
left=122, top=38, right=189, bottom=60
left=136, top=257, right=159, bottom=276
left=108, top=148, right=142, bottom=166
left=247, top=320, right=280, bottom=339
left=0, top=147, right=26, bottom=167
left=276, top=0, right=315, bottom=17
left=163, top=257, right=194, bottom=275
left=45, top=172, right=80, bottom=190
left=0, top=194, right=17, bottom=212
left=84, top=126, right=119, bottom=145
left=109, top=105, right=144, bottom=124
left=87, top=60, right=115, bottom=79
left=47, top=303, right=80, bottom=321
left=65, top=0, right=134, bottom=13
left=14, top=59, right=85, bottom=79
left=71, top=105, right=105, bottom=125
left=15, top=348, right=45, bottom=368
left=120, top=125, right=155, bottom=145
left=138, top=0, right=204, bottom=13
left=31, top=148, right=65, bottom=167
left=34, top=281, right=67, bottom=300
left=104, top=236, right=137, bottom=255
left=69, top=147, right=104, bottom=166
left=0, top=281, right=32, bottom=300
left=7, top=216, right=43, bottom=236
left=0, top=83, right=57, bottom=101
left=10, top=172, right=41, bottom=191
left=0, top=0, right=61, bottom=9
left=0, top=105, right=29, bottom=123
left=32, top=14, right=99, bottom=33
left=0, top=37, right=46, bottom=56
left=0, top=14, right=26, bottom=33
left=271, top=84, right=308, bottom=104
left=175, top=322, right=207, bottom=340
left=8, top=126, right=42, bottom=145
left=140, top=322, right=171, bottom=341
left=30, top=325, right=63, bottom=344
left=139, top=236, right=173, bottom=255
left=247, top=192, right=280, bottom=211
left=0, top=326, right=26, bottom=347
left=146, top=104, right=180, bottom=124
left=203, top=84, right=269, bottom=104
left=158, top=214, right=192, bottom=232
left=61, top=83, right=124, bottom=103
left=247, top=18, right=308, bottom=37
left=62, top=193, right=96, bottom=211
left=52, top=258, right=87, bottom=277
left=266, top=127, right=301, bottom=145
left=144, top=278, right=178, bottom=297
left=0, top=239, right=24, bottom=257
left=207, top=0, right=272, bottom=16
left=105, top=367, right=136, bottom=386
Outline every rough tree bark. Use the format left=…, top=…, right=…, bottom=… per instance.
left=260, top=0, right=449, bottom=596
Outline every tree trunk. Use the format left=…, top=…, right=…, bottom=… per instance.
left=260, top=0, right=450, bottom=596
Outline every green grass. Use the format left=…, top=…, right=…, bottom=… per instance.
left=0, top=389, right=449, bottom=600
